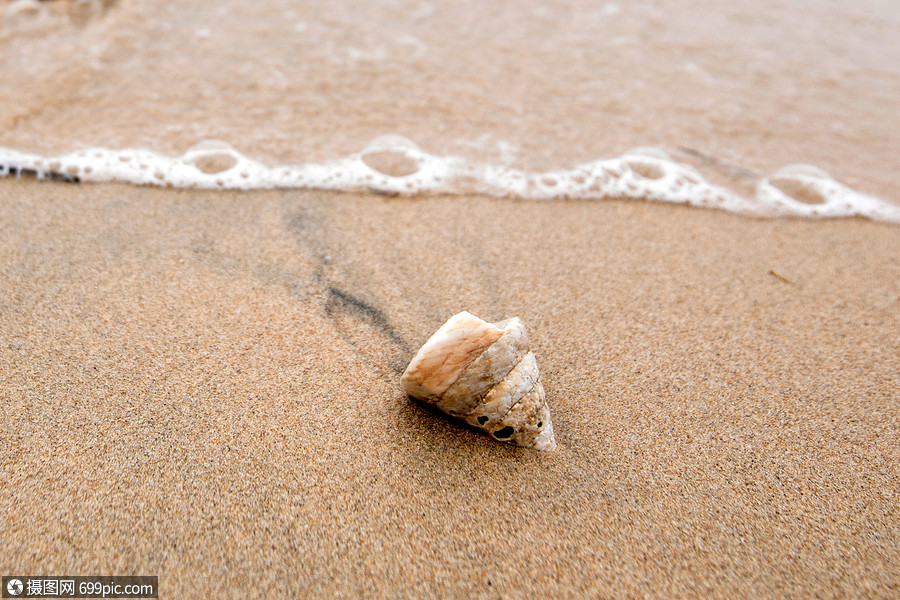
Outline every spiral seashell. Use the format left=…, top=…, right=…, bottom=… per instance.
left=401, top=311, right=556, bottom=451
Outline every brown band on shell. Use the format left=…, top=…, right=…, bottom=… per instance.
left=436, top=317, right=529, bottom=417
left=400, top=311, right=503, bottom=402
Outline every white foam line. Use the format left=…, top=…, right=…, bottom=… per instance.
left=1, top=142, right=898, bottom=224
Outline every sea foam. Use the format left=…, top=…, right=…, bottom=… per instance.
left=1, top=136, right=898, bottom=223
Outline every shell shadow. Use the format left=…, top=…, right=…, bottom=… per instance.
left=324, top=286, right=413, bottom=380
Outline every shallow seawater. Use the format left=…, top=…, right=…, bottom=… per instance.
left=1, top=0, right=899, bottom=220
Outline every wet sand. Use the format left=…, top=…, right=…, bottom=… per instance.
left=1, top=179, right=898, bottom=597
left=3, top=0, right=900, bottom=200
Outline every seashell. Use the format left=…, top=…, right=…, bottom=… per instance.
left=401, top=311, right=556, bottom=451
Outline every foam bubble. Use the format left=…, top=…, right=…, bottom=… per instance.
left=184, top=140, right=241, bottom=174
left=758, top=164, right=899, bottom=221
left=360, top=135, right=424, bottom=177
left=1, top=141, right=897, bottom=224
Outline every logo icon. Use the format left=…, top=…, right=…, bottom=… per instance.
left=6, top=579, right=24, bottom=596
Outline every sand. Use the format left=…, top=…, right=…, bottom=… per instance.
left=3, top=0, right=900, bottom=200
left=1, top=179, right=898, bottom=598
left=3, top=0, right=900, bottom=597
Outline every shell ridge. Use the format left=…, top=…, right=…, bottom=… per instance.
left=480, top=355, right=538, bottom=422
left=434, top=320, right=529, bottom=416
left=490, top=378, right=545, bottom=431
left=493, top=373, right=542, bottom=424
left=462, top=351, right=539, bottom=429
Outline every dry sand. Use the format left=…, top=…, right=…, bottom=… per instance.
left=1, top=179, right=898, bottom=598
